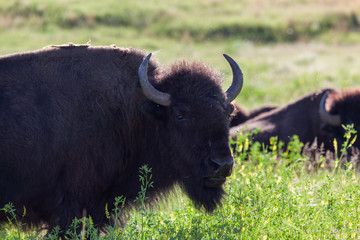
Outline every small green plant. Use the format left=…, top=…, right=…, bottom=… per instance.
left=103, top=196, right=126, bottom=239
left=230, top=128, right=261, bottom=162
left=1, top=203, right=25, bottom=240
left=132, top=164, right=154, bottom=240
left=0, top=203, right=42, bottom=240
left=281, top=135, right=304, bottom=164
left=43, top=226, right=61, bottom=240
left=333, top=124, right=357, bottom=172
left=64, top=217, right=82, bottom=240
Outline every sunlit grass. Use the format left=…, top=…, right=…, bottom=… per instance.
left=2, top=127, right=360, bottom=239
left=0, top=0, right=358, bottom=110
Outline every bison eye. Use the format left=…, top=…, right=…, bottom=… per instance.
left=173, top=106, right=189, bottom=122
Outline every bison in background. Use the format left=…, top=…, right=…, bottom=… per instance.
left=229, top=102, right=276, bottom=127
left=0, top=44, right=243, bottom=235
left=319, top=87, right=360, bottom=152
left=230, top=88, right=360, bottom=154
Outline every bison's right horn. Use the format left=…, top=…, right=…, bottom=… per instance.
left=223, top=54, right=244, bottom=104
left=138, top=53, right=171, bottom=106
left=319, top=91, right=341, bottom=126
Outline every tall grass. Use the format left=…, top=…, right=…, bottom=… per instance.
left=2, top=127, right=360, bottom=239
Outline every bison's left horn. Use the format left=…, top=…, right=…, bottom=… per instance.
left=138, top=53, right=171, bottom=106
left=223, top=54, right=244, bottom=104
left=319, top=91, right=341, bottom=126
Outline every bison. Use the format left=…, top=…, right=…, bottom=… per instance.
left=230, top=87, right=360, bottom=153
left=229, top=102, right=275, bottom=127
left=319, top=87, right=360, bottom=151
left=0, top=44, right=243, bottom=234
left=230, top=88, right=333, bottom=149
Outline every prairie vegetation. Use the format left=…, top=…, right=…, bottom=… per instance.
left=1, top=0, right=360, bottom=239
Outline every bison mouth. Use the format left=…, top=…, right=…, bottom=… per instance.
left=202, top=157, right=233, bottom=188
left=204, top=177, right=227, bottom=188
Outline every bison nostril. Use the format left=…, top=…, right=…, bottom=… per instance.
left=210, top=157, right=233, bottom=167
left=210, top=157, right=234, bottom=177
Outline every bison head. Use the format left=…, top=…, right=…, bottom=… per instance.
left=319, top=88, right=360, bottom=150
left=138, top=53, right=243, bottom=211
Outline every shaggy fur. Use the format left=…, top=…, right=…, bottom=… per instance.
left=0, top=45, right=236, bottom=234
left=322, top=87, right=360, bottom=150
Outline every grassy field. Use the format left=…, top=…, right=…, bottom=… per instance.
left=0, top=0, right=359, bottom=108
left=1, top=0, right=360, bottom=239
left=2, top=134, right=360, bottom=239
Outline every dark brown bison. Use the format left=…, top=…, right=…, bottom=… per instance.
left=319, top=87, right=360, bottom=151
left=231, top=87, right=360, bottom=153
left=230, top=88, right=333, bottom=149
left=229, top=102, right=275, bottom=127
left=0, top=44, right=243, bottom=234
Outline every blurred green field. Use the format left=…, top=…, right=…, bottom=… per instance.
left=1, top=0, right=360, bottom=239
left=0, top=0, right=359, bottom=108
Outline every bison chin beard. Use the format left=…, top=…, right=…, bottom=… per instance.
left=181, top=177, right=225, bottom=212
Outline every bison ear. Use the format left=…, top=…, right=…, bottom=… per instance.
left=141, top=102, right=168, bottom=121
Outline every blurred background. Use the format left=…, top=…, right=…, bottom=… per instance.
left=0, top=0, right=359, bottom=109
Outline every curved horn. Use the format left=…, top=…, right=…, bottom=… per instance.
left=319, top=91, right=341, bottom=126
left=223, top=54, right=244, bottom=103
left=138, top=53, right=171, bottom=106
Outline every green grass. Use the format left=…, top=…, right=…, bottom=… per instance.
left=0, top=0, right=359, bottom=109
left=0, top=0, right=359, bottom=44
left=1, top=0, right=360, bottom=238
left=2, top=130, right=360, bottom=239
